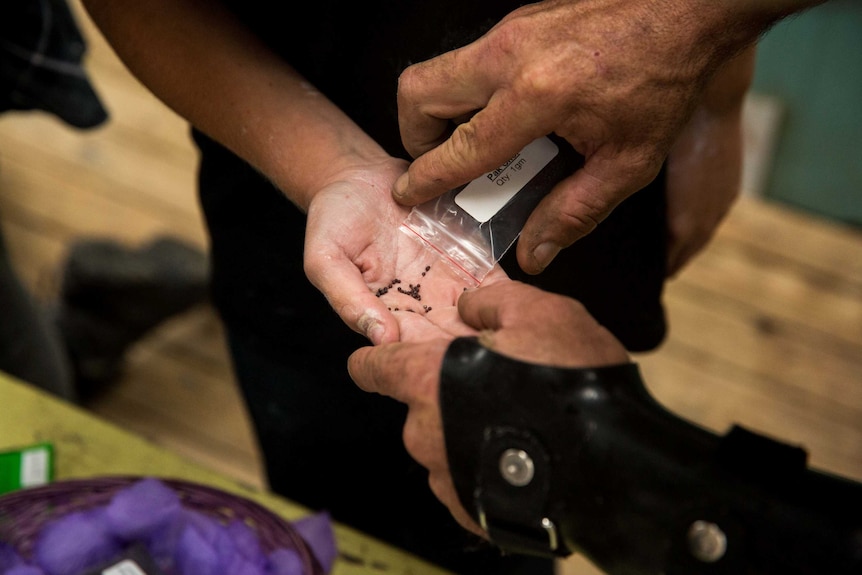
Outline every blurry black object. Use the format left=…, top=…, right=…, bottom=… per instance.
left=0, top=0, right=108, bottom=128
left=0, top=1, right=207, bottom=403
left=0, top=225, right=76, bottom=399
left=55, top=237, right=209, bottom=402
left=441, top=338, right=862, bottom=574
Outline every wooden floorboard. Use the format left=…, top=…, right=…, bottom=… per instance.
left=1, top=2, right=860, bottom=574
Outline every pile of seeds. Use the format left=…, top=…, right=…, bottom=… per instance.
left=374, top=265, right=434, bottom=313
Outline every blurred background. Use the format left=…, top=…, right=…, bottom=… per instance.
left=0, top=1, right=859, bottom=574
left=744, top=0, right=862, bottom=225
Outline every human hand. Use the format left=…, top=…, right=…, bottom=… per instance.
left=394, top=0, right=763, bottom=275
left=664, top=46, right=756, bottom=277
left=304, top=157, right=507, bottom=345
left=347, top=281, right=630, bottom=536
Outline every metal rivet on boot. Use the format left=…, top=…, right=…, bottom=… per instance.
left=687, top=520, right=727, bottom=562
left=499, top=448, right=535, bottom=487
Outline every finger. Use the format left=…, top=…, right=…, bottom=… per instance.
left=393, top=99, right=547, bottom=207
left=457, top=281, right=541, bottom=330
left=479, top=263, right=511, bottom=287
left=397, top=46, right=497, bottom=159
left=348, top=338, right=448, bottom=400
left=347, top=343, right=412, bottom=400
left=305, top=254, right=400, bottom=345
left=516, top=148, right=663, bottom=274
left=460, top=280, right=592, bottom=333
left=428, top=472, right=486, bottom=538
left=402, top=408, right=445, bottom=470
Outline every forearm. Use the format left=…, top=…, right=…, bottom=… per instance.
left=82, top=0, right=388, bottom=211
left=645, top=0, right=824, bottom=83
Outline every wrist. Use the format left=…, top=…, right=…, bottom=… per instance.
left=267, top=142, right=393, bottom=213
left=665, top=0, right=821, bottom=80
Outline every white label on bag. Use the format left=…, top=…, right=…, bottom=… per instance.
left=454, top=136, right=559, bottom=222
left=20, top=446, right=49, bottom=487
left=103, top=560, right=147, bottom=575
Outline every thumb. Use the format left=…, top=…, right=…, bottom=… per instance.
left=393, top=108, right=538, bottom=207
left=516, top=149, right=662, bottom=274
left=304, top=251, right=400, bottom=345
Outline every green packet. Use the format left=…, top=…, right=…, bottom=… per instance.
left=0, top=442, right=54, bottom=495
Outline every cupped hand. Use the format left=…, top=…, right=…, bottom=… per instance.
left=394, top=0, right=756, bottom=274
left=348, top=280, right=629, bottom=536
left=304, top=157, right=507, bottom=345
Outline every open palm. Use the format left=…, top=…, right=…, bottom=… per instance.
left=304, top=157, right=508, bottom=344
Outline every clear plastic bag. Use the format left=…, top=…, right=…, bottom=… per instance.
left=400, top=135, right=584, bottom=285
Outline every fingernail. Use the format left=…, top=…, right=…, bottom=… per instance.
left=358, top=312, right=385, bottom=344
left=367, top=322, right=385, bottom=344
left=393, top=173, right=409, bottom=202
left=532, top=242, right=560, bottom=271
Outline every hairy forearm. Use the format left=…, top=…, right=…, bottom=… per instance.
left=82, top=0, right=388, bottom=211
left=643, top=0, right=825, bottom=83
left=697, top=0, right=827, bottom=50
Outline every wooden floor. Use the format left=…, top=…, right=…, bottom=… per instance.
left=2, top=3, right=861, bottom=574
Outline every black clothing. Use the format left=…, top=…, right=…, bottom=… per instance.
left=0, top=225, right=74, bottom=400
left=0, top=0, right=107, bottom=128
left=194, top=1, right=668, bottom=573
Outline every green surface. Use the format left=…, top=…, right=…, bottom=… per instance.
left=752, top=0, right=862, bottom=226
left=0, top=443, right=53, bottom=495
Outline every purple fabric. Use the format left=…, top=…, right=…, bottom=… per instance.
left=2, top=478, right=334, bottom=575
left=104, top=477, right=182, bottom=540
left=266, top=549, right=304, bottom=575
left=3, top=567, right=44, bottom=575
left=179, top=509, right=222, bottom=545
left=224, top=556, right=265, bottom=575
left=0, top=544, right=24, bottom=571
left=291, top=512, right=336, bottom=574
left=175, top=524, right=220, bottom=575
left=33, top=509, right=122, bottom=575
left=146, top=512, right=185, bottom=573
left=225, top=520, right=265, bottom=563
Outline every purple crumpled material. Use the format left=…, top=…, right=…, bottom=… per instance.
left=104, top=477, right=182, bottom=540
left=0, top=544, right=23, bottom=571
left=291, top=512, right=337, bottom=574
left=266, top=549, right=303, bottom=575
left=175, top=523, right=220, bottom=575
left=3, top=567, right=44, bottom=575
left=1, top=478, right=336, bottom=575
left=33, top=508, right=122, bottom=575
left=0, top=547, right=43, bottom=575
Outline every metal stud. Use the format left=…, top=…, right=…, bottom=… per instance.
left=687, top=520, right=727, bottom=562
left=499, top=448, right=535, bottom=486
